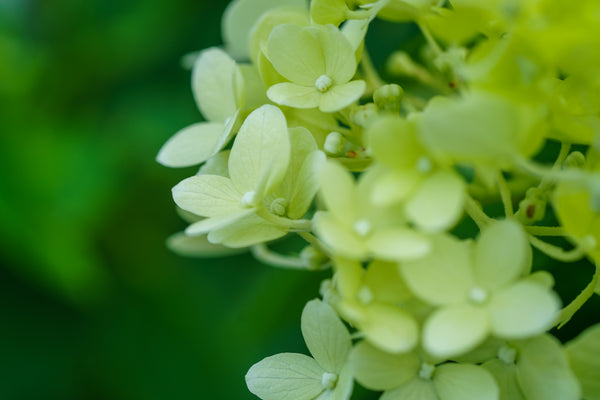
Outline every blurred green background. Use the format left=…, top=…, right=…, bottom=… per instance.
left=0, top=1, right=598, bottom=399
left=0, top=1, right=327, bottom=398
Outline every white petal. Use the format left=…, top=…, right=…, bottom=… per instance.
left=360, top=303, right=419, bottom=354
left=405, top=170, right=465, bottom=233
left=192, top=47, right=239, bottom=121
left=367, top=228, right=431, bottom=261
left=400, top=234, right=473, bottom=306
left=423, top=304, right=490, bottom=359
left=381, top=377, right=438, bottom=400
left=157, top=122, right=225, bottom=168
left=245, top=353, right=325, bottom=400
left=516, top=335, right=581, bottom=400
left=207, top=213, right=287, bottom=247
left=301, top=299, right=352, bottom=373
left=488, top=281, right=560, bottom=339
left=474, top=219, right=530, bottom=291
left=185, top=209, right=253, bottom=236
left=350, top=341, right=419, bottom=391
left=166, top=232, right=247, bottom=257
left=228, top=105, right=290, bottom=196
left=319, top=80, right=366, bottom=113
left=433, top=363, right=499, bottom=400
left=566, top=324, right=600, bottom=400
left=267, top=83, right=321, bottom=109
left=172, top=175, right=241, bottom=217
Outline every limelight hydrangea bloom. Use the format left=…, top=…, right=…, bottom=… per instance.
left=158, top=0, right=600, bottom=398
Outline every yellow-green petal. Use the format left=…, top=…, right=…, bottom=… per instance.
left=433, top=363, right=499, bottom=400
left=172, top=175, right=241, bottom=217
left=319, top=80, right=366, bottom=112
left=267, top=83, right=321, bottom=109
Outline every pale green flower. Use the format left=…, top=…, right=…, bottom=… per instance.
left=313, top=160, right=431, bottom=261
left=172, top=105, right=324, bottom=247
left=351, top=341, right=499, bottom=400
left=400, top=219, right=560, bottom=358
left=332, top=258, right=419, bottom=353
left=566, top=323, right=600, bottom=400
left=367, top=115, right=465, bottom=233
left=265, top=24, right=366, bottom=112
left=246, top=299, right=353, bottom=400
left=480, top=334, right=581, bottom=400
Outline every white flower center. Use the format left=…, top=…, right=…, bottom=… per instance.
left=241, top=191, right=258, bottom=208
left=418, top=363, right=436, bottom=380
left=498, top=345, right=517, bottom=364
left=357, top=286, right=374, bottom=305
left=321, top=372, right=338, bottom=390
left=315, top=74, right=333, bottom=92
left=353, top=219, right=372, bottom=237
left=270, top=197, right=287, bottom=216
left=416, top=156, right=433, bottom=174
left=468, top=286, right=488, bottom=304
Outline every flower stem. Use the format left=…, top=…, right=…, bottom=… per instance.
left=528, top=235, right=590, bottom=263
left=251, top=244, right=306, bottom=269
left=497, top=172, right=514, bottom=217
left=464, top=194, right=492, bottom=229
left=556, top=265, right=599, bottom=328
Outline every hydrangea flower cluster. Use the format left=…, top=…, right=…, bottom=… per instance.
left=158, top=0, right=600, bottom=398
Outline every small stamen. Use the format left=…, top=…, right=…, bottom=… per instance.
left=315, top=75, right=333, bottom=92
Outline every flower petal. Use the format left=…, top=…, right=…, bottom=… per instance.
left=423, top=304, right=490, bottom=359
left=488, top=281, right=560, bottom=339
left=360, top=303, right=419, bottom=354
left=317, top=24, right=357, bottom=83
left=207, top=213, right=287, bottom=247
left=404, top=170, right=465, bottom=233
left=228, top=105, right=290, bottom=196
left=157, top=122, right=226, bottom=168
left=474, top=219, right=530, bottom=291
left=400, top=234, right=473, bottom=306
left=433, top=363, right=499, bottom=400
left=172, top=175, right=241, bottom=217
left=350, top=341, right=419, bottom=391
left=246, top=353, right=325, bottom=400
left=192, top=47, right=239, bottom=121
left=267, top=24, right=325, bottom=85
left=380, top=377, right=438, bottom=400
left=267, top=83, right=321, bottom=109
left=367, top=228, right=431, bottom=262
left=319, top=80, right=366, bottom=112
left=301, top=299, right=352, bottom=373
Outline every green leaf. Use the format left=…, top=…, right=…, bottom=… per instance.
left=192, top=47, right=240, bottom=122
left=301, top=299, right=352, bottom=373
left=350, top=341, right=419, bottom=391
left=228, top=105, right=291, bottom=197
left=566, top=324, right=600, bottom=400
left=156, top=122, right=225, bottom=168
left=246, top=353, right=326, bottom=400
left=433, top=363, right=499, bottom=400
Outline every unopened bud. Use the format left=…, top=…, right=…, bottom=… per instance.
left=301, top=245, right=328, bottom=270
left=350, top=103, right=378, bottom=127
left=517, top=187, right=547, bottom=224
left=324, top=131, right=345, bottom=156
left=373, top=84, right=404, bottom=113
left=563, top=151, right=585, bottom=169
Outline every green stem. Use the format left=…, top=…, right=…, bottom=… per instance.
left=528, top=235, right=589, bottom=263
left=251, top=244, right=306, bottom=269
left=360, top=48, right=385, bottom=95
left=539, top=142, right=571, bottom=192
left=524, top=226, right=566, bottom=237
left=297, top=231, right=332, bottom=258
left=256, top=208, right=312, bottom=231
left=556, top=265, right=599, bottom=328
left=417, top=21, right=443, bottom=57
left=464, top=194, right=492, bottom=229
left=497, top=172, right=514, bottom=217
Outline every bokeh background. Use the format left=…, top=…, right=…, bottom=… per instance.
left=0, top=1, right=598, bottom=399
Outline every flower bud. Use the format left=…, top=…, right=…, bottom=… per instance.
left=517, top=187, right=547, bottom=224
left=373, top=84, right=404, bottom=113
